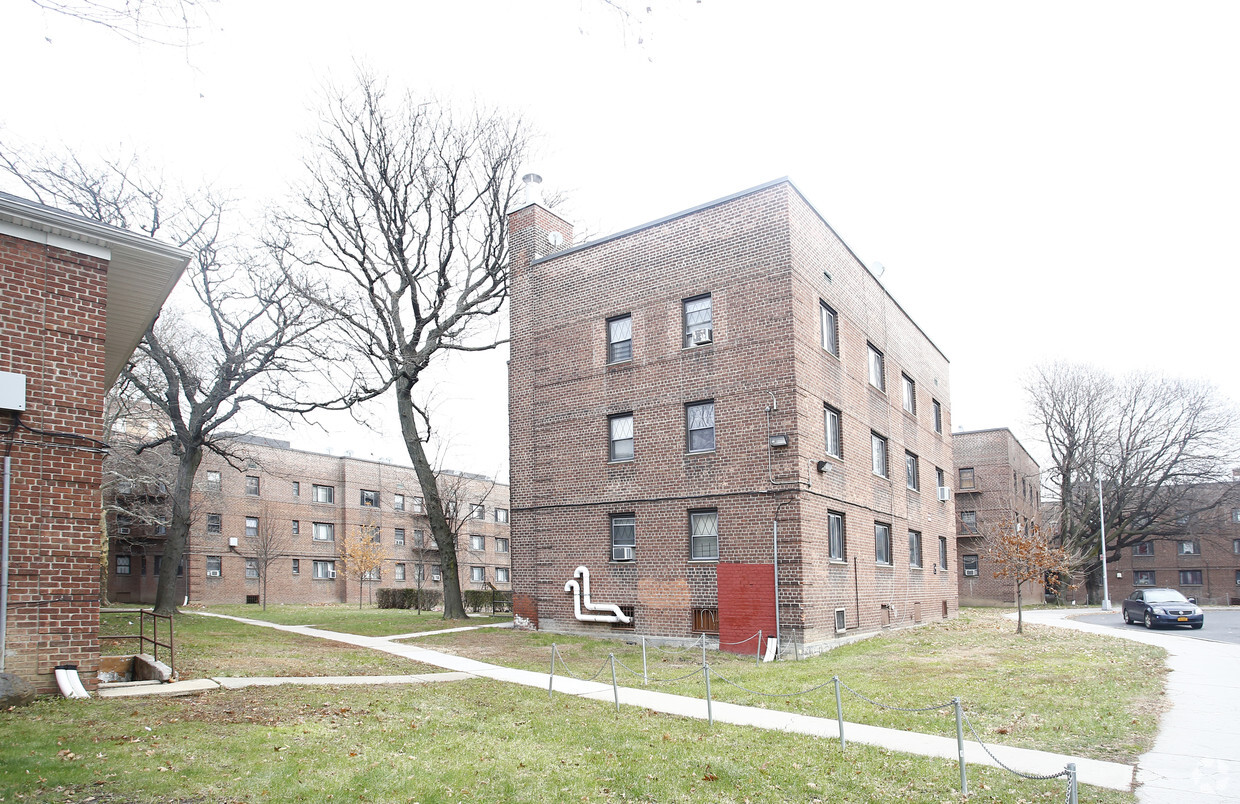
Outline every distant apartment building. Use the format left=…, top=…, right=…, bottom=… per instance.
left=952, top=428, right=1044, bottom=605
left=107, top=436, right=511, bottom=606
left=508, top=178, right=958, bottom=654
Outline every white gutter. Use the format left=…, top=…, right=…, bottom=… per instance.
left=54, top=665, right=90, bottom=699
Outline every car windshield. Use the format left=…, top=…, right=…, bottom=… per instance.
left=1144, top=590, right=1190, bottom=604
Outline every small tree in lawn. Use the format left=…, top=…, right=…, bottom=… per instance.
left=988, top=515, right=1070, bottom=634
left=251, top=506, right=292, bottom=611
left=340, top=524, right=385, bottom=609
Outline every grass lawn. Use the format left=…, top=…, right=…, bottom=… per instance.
left=408, top=608, right=1166, bottom=763
left=0, top=679, right=1133, bottom=804
left=186, top=603, right=512, bottom=638
left=100, top=608, right=434, bottom=678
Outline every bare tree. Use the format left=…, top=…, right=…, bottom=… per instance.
left=271, top=72, right=529, bottom=620
left=985, top=514, right=1070, bottom=634
left=250, top=505, right=291, bottom=611
left=1028, top=362, right=1240, bottom=602
left=1, top=147, right=339, bottom=614
left=339, top=524, right=385, bottom=610
left=24, top=0, right=213, bottom=46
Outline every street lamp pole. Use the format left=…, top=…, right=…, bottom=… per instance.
left=1098, top=477, right=1111, bottom=612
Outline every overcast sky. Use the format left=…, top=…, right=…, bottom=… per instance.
left=4, top=1, right=1238, bottom=479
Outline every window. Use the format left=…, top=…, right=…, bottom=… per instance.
left=360, top=489, right=378, bottom=507
left=495, top=537, right=509, bottom=553
left=292, top=481, right=300, bottom=497
left=875, top=523, right=892, bottom=565
left=312, top=484, right=335, bottom=504
left=292, top=558, right=300, bottom=575
left=414, top=529, right=426, bottom=548
left=1233, top=508, right=1240, bottom=524
left=292, top=520, right=300, bottom=536
left=116, top=555, right=131, bottom=575
left=495, top=508, right=509, bottom=523
left=246, top=476, right=260, bottom=496
left=835, top=608, right=847, bottom=633
left=206, top=555, right=222, bottom=576
left=245, top=559, right=259, bottom=579
left=206, top=470, right=221, bottom=491
left=823, top=405, right=842, bottom=459
left=1180, top=569, right=1203, bottom=586
left=867, top=344, right=885, bottom=391
left=413, top=497, right=424, bottom=513
left=686, top=401, right=715, bottom=453
left=608, top=314, right=633, bottom=363
left=611, top=514, right=636, bottom=561
left=431, top=565, right=441, bottom=581
left=471, top=566, right=486, bottom=583
left=1175, top=514, right=1190, bottom=527
left=828, top=512, right=845, bottom=561
left=470, top=503, right=485, bottom=520
left=960, top=511, right=977, bottom=533
left=446, top=501, right=458, bottom=518
left=245, top=516, right=259, bottom=537
left=962, top=554, right=979, bottom=576
left=609, top=413, right=634, bottom=461
left=1178, top=541, right=1198, bottom=555
left=312, top=522, right=335, bottom=542
left=153, top=556, right=162, bottom=576
left=360, top=567, right=381, bottom=582
left=394, top=563, right=406, bottom=581
left=871, top=432, right=888, bottom=477
left=470, top=535, right=485, bottom=551
left=935, top=467, right=946, bottom=494
left=1234, top=538, right=1240, bottom=555
left=1133, top=542, right=1154, bottom=557
left=683, top=294, right=712, bottom=347
left=140, top=556, right=147, bottom=576
left=496, top=567, right=510, bottom=583
left=690, top=510, right=719, bottom=560
left=905, top=452, right=919, bottom=490
left=1134, top=570, right=1155, bottom=586
left=819, top=301, right=838, bottom=356
left=312, top=560, right=335, bottom=580
left=938, top=536, right=948, bottom=570
left=909, top=530, right=923, bottom=568
left=206, top=513, right=222, bottom=534
left=901, top=374, right=916, bottom=414
left=394, top=494, right=405, bottom=512
left=415, top=564, right=425, bottom=583
left=370, top=528, right=381, bottom=544
left=395, top=528, right=405, bottom=546
left=692, top=607, right=720, bottom=634
left=958, top=467, right=975, bottom=490
left=932, top=400, right=943, bottom=434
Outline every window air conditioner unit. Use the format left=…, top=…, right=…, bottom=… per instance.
left=207, top=570, right=221, bottom=577
left=613, top=546, right=635, bottom=561
left=328, top=570, right=337, bottom=579
left=964, top=569, right=978, bottom=577
left=937, top=486, right=951, bottom=502
left=228, top=537, right=239, bottom=547
left=117, top=527, right=130, bottom=535
left=692, top=327, right=714, bottom=345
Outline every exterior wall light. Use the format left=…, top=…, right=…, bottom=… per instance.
left=768, top=434, right=789, bottom=448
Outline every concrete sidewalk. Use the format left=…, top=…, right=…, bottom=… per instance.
left=185, top=610, right=1134, bottom=792
left=1020, top=608, right=1240, bottom=804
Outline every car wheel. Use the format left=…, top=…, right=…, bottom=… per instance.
left=1191, top=623, right=1203, bottom=630
left=1144, top=612, right=1155, bottom=629
left=1123, top=610, right=1132, bottom=625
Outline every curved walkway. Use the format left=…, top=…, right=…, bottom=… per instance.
left=1018, top=607, right=1240, bottom=804
left=186, top=610, right=1133, bottom=793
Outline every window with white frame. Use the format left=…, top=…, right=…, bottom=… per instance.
left=312, top=560, right=335, bottom=579
left=413, top=497, right=424, bottom=513
left=245, top=559, right=259, bottom=579
left=414, top=529, right=426, bottom=548
left=312, top=484, right=334, bottom=504
left=608, top=314, right=633, bottom=363
left=960, top=511, right=978, bottom=533
left=206, top=470, right=221, bottom=491
left=611, top=514, right=636, bottom=561
left=905, top=452, right=919, bottom=490
left=1133, top=542, right=1154, bottom=556
left=116, top=555, right=131, bottom=575
left=1134, top=570, right=1155, bottom=586
left=206, top=555, right=222, bottom=576
left=909, top=530, right=923, bottom=568
left=609, top=413, right=634, bottom=461
left=962, top=554, right=979, bottom=576
left=431, top=564, right=441, bottom=581
left=828, top=511, right=845, bottom=561
left=245, top=476, right=260, bottom=496
left=932, top=399, right=943, bottom=434
left=824, top=404, right=841, bottom=459
left=245, top=516, right=259, bottom=537
left=495, top=508, right=509, bottom=523
left=292, top=520, right=300, bottom=536
left=820, top=301, right=838, bottom=356
left=867, top=344, right=885, bottom=391
left=495, top=537, right=509, bottom=553
left=312, top=522, right=335, bottom=541
left=690, top=510, right=718, bottom=560
left=871, top=432, right=888, bottom=477
left=394, top=494, right=405, bottom=511
left=394, top=527, right=405, bottom=546
left=394, top=563, right=406, bottom=581
left=935, top=467, right=946, bottom=495
left=292, top=481, right=300, bottom=497
left=1178, top=540, right=1199, bottom=555
left=362, top=568, right=380, bottom=581
left=938, top=536, right=947, bottom=570
left=1234, top=538, right=1240, bottom=555
left=292, top=558, right=300, bottom=575
left=683, top=294, right=712, bottom=347
left=470, top=503, right=485, bottom=520
left=470, top=535, right=485, bottom=551
left=686, top=401, right=715, bottom=453
left=496, top=567, right=510, bottom=583
left=1233, top=508, right=1240, bottom=524
left=901, top=374, right=916, bottom=414
left=207, top=513, right=222, bottom=534
left=875, top=523, right=892, bottom=565
left=471, top=566, right=486, bottom=582
left=360, top=489, right=379, bottom=507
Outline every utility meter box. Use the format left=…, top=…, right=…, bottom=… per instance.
left=0, top=372, right=27, bottom=412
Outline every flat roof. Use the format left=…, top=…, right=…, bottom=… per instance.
left=953, top=427, right=1040, bottom=469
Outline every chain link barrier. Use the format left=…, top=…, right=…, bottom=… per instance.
left=961, top=711, right=1072, bottom=781
left=837, top=678, right=956, bottom=713
left=717, top=630, right=762, bottom=647
left=642, top=634, right=706, bottom=656
left=551, top=645, right=610, bottom=683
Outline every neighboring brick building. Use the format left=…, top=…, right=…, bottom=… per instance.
left=106, top=436, right=512, bottom=607
left=1106, top=481, right=1240, bottom=605
left=0, top=192, right=187, bottom=693
left=952, top=428, right=1044, bottom=605
left=508, top=178, right=958, bottom=654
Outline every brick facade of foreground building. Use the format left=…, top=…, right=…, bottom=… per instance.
left=509, top=179, right=958, bottom=653
left=106, top=438, right=512, bottom=607
left=952, top=428, right=1044, bottom=605
left=0, top=193, right=186, bottom=693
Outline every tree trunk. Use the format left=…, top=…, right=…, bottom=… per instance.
left=262, top=572, right=268, bottom=611
left=99, top=512, right=112, bottom=607
left=1015, top=582, right=1023, bottom=634
left=395, top=375, right=467, bottom=620
left=153, top=446, right=203, bottom=615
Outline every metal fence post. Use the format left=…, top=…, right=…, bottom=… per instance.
left=610, top=654, right=619, bottom=713
left=756, top=629, right=762, bottom=666
left=833, top=675, right=846, bottom=750
left=704, top=663, right=713, bottom=728
left=701, top=634, right=707, bottom=669
left=548, top=644, right=556, bottom=698
left=641, top=636, right=648, bottom=685
left=954, top=697, right=968, bottom=797
left=1067, top=763, right=1077, bottom=804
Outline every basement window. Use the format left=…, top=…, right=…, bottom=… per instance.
left=691, top=607, right=719, bottom=634
left=835, top=607, right=847, bottom=634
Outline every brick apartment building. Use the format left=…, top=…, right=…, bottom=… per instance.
left=106, top=436, right=512, bottom=607
left=952, top=428, right=1044, bottom=605
left=0, top=192, right=188, bottom=693
left=1104, top=481, right=1240, bottom=606
left=508, top=178, right=958, bottom=654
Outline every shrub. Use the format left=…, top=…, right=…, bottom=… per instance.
left=376, top=588, right=443, bottom=610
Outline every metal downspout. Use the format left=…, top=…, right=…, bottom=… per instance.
left=1, top=456, right=11, bottom=673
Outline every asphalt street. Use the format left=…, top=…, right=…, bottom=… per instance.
left=1076, top=608, right=1240, bottom=645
